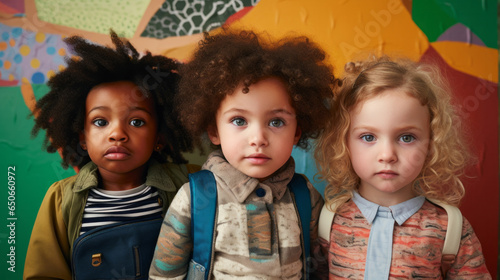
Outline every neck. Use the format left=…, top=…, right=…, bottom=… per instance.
left=97, top=167, right=147, bottom=191
left=358, top=185, right=416, bottom=207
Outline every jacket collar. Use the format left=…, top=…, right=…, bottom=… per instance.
left=203, top=150, right=295, bottom=203
left=72, top=160, right=177, bottom=193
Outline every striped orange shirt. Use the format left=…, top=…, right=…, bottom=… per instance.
left=320, top=199, right=491, bottom=279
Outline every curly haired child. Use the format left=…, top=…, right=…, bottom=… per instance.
left=24, top=31, right=198, bottom=279
left=149, top=30, right=334, bottom=279
left=315, top=56, right=491, bottom=279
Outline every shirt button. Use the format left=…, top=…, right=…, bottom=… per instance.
left=256, top=188, right=266, bottom=197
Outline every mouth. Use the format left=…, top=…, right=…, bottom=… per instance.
left=104, top=146, right=131, bottom=160
left=245, top=153, right=271, bottom=164
left=375, top=170, right=398, bottom=179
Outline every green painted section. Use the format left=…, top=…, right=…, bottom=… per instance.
left=0, top=85, right=76, bottom=279
left=35, top=0, right=150, bottom=38
left=413, top=0, right=497, bottom=48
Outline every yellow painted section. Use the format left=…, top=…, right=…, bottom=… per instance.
left=156, top=0, right=498, bottom=83
left=227, top=0, right=429, bottom=74
left=162, top=43, right=199, bottom=64
left=431, top=41, right=498, bottom=83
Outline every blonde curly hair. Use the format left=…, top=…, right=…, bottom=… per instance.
left=315, top=56, right=470, bottom=208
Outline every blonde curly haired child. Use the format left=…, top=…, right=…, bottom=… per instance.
left=315, top=56, right=490, bottom=279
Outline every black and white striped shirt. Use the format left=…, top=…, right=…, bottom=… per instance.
left=80, top=184, right=163, bottom=235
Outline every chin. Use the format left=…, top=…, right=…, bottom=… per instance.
left=245, top=172, right=272, bottom=181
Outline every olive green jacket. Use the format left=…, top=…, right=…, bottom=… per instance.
left=23, top=160, right=198, bottom=280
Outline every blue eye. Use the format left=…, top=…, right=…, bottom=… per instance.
left=130, top=119, right=145, bottom=127
left=231, top=118, right=246, bottom=126
left=400, top=134, right=415, bottom=143
left=92, top=119, right=108, bottom=127
left=361, top=134, right=375, bottom=142
left=269, top=119, right=285, bottom=128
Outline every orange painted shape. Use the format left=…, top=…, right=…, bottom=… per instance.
left=4, top=60, right=11, bottom=70
left=228, top=0, right=429, bottom=74
left=431, top=41, right=498, bottom=83
left=21, top=83, right=37, bottom=114
left=0, top=42, right=8, bottom=51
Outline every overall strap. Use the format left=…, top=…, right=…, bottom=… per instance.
left=189, top=170, right=218, bottom=279
left=288, top=173, right=311, bottom=280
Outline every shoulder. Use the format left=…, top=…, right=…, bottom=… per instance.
left=449, top=216, right=490, bottom=277
left=47, top=174, right=79, bottom=199
left=419, top=200, right=449, bottom=219
left=394, top=200, right=449, bottom=235
left=459, top=216, right=480, bottom=244
left=167, top=183, right=192, bottom=217
left=35, top=174, right=80, bottom=225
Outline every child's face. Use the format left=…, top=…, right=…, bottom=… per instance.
left=347, top=89, right=430, bottom=206
left=209, top=77, right=301, bottom=180
left=80, top=81, right=159, bottom=189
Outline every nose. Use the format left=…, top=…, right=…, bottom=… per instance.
left=378, top=141, right=397, bottom=163
left=109, top=122, right=128, bottom=142
left=249, top=125, right=269, bottom=148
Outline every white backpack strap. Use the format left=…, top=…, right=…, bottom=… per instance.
left=318, top=198, right=347, bottom=242
left=319, top=204, right=335, bottom=242
left=428, top=198, right=463, bottom=277
left=428, top=199, right=463, bottom=255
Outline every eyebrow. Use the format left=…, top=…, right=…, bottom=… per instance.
left=222, top=108, right=296, bottom=117
left=351, top=125, right=424, bottom=133
left=87, top=106, right=153, bottom=116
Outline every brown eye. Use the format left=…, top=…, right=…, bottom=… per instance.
left=92, top=119, right=108, bottom=127
left=130, top=119, right=145, bottom=127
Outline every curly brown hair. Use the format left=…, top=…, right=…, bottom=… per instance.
left=31, top=31, right=193, bottom=169
left=315, top=55, right=470, bottom=207
left=176, top=30, right=335, bottom=150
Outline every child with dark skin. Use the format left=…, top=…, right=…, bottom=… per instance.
left=24, top=31, right=196, bottom=279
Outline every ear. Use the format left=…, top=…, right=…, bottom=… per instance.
left=207, top=125, right=221, bottom=145
left=293, top=126, right=302, bottom=145
left=79, top=132, right=87, bottom=150
left=155, top=134, right=166, bottom=152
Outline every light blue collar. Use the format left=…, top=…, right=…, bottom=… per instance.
left=352, top=191, right=425, bottom=225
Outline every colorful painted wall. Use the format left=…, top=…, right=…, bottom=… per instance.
left=0, top=0, right=497, bottom=278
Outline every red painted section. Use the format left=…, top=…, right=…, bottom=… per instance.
left=225, top=7, right=254, bottom=26
left=420, top=46, right=499, bottom=276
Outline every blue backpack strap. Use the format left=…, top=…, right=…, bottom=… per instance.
left=288, top=173, right=311, bottom=280
left=189, top=170, right=218, bottom=279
